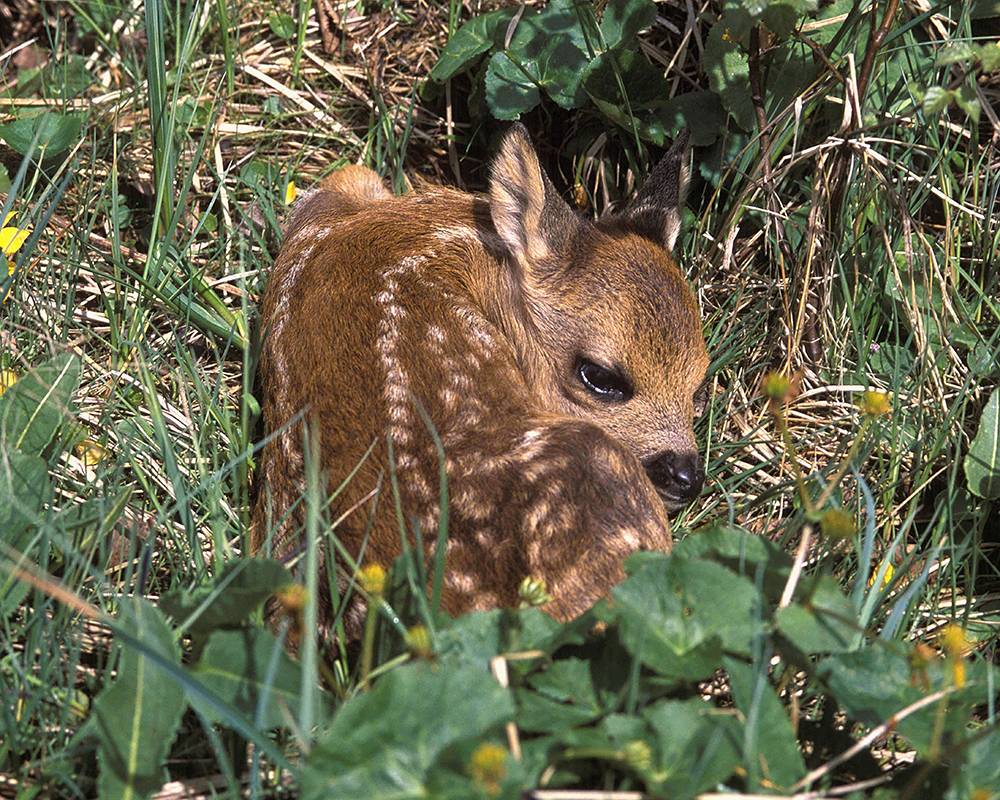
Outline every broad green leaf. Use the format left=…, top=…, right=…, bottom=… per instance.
left=776, top=574, right=863, bottom=653
left=189, top=627, right=327, bottom=730
left=94, top=598, right=185, bottom=800
left=600, top=0, right=657, bottom=50
left=268, top=11, right=296, bottom=39
left=304, top=662, right=515, bottom=799
left=657, top=91, right=728, bottom=146
left=0, top=353, right=80, bottom=459
left=437, top=607, right=587, bottom=671
left=0, top=111, right=83, bottom=157
left=703, top=21, right=754, bottom=132
left=429, top=8, right=514, bottom=83
left=643, top=698, right=741, bottom=796
left=603, top=554, right=765, bottom=679
left=723, top=657, right=805, bottom=789
left=965, top=388, right=1000, bottom=500
left=818, top=647, right=989, bottom=757
left=516, top=658, right=606, bottom=733
left=0, top=447, right=47, bottom=552
left=484, top=0, right=590, bottom=117
left=486, top=51, right=542, bottom=119
left=159, top=558, right=293, bottom=634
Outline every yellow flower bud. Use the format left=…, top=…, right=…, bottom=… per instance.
left=518, top=576, right=553, bottom=608
left=469, top=742, right=507, bottom=796
left=819, top=508, right=856, bottom=540
left=858, top=390, right=892, bottom=417
left=357, top=563, right=387, bottom=599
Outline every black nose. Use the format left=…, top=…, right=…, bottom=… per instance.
left=644, top=451, right=704, bottom=509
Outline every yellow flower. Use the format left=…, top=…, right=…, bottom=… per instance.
left=867, top=561, right=894, bottom=588
left=761, top=371, right=791, bottom=401
left=858, top=390, right=892, bottom=418
left=357, top=563, right=387, bottom=599
left=0, top=368, right=16, bottom=397
left=285, top=181, right=297, bottom=205
left=941, top=623, right=969, bottom=688
left=404, top=624, right=434, bottom=660
left=1, top=212, right=30, bottom=259
left=819, top=508, right=856, bottom=540
left=73, top=438, right=109, bottom=469
left=469, top=742, right=507, bottom=796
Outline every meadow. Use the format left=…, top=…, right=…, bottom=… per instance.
left=0, top=0, right=998, bottom=797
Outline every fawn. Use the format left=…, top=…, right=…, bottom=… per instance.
left=252, top=124, right=709, bottom=638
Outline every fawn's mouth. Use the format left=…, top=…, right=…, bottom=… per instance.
left=643, top=450, right=705, bottom=510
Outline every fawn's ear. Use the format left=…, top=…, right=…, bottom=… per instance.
left=489, top=123, right=579, bottom=267
left=622, top=129, right=691, bottom=251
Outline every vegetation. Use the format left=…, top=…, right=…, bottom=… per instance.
left=0, top=0, right=997, bottom=798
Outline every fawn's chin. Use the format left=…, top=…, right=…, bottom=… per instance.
left=657, top=489, right=699, bottom=513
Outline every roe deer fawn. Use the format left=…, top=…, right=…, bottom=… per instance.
left=252, top=123, right=708, bottom=638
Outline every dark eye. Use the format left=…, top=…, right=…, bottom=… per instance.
left=577, top=359, right=633, bottom=402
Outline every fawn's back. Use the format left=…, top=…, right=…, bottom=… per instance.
left=252, top=124, right=708, bottom=637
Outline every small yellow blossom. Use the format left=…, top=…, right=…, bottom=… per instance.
left=819, top=508, right=856, bottom=540
left=285, top=181, right=297, bottom=205
left=761, top=371, right=791, bottom=401
left=404, top=624, right=434, bottom=660
left=858, top=390, right=892, bottom=418
left=357, top=563, right=387, bottom=599
left=73, top=438, right=109, bottom=469
left=0, top=368, right=16, bottom=397
left=908, top=642, right=935, bottom=691
left=469, top=742, right=507, bottom=796
left=623, top=740, right=653, bottom=772
left=941, top=623, right=969, bottom=688
left=1, top=212, right=30, bottom=258
left=273, top=582, right=308, bottom=616
left=867, top=561, right=894, bottom=588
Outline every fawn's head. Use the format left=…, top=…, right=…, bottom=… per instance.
left=485, top=124, right=709, bottom=509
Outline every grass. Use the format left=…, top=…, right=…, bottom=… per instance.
left=0, top=0, right=998, bottom=797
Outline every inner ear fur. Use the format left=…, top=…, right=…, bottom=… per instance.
left=622, top=129, right=691, bottom=251
left=489, top=123, right=579, bottom=267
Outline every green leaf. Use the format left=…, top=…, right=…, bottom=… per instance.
left=268, top=11, right=296, bottom=39
left=189, top=627, right=327, bottom=730
left=304, top=662, right=515, bottom=799
left=600, top=0, right=657, bottom=50
left=0, top=353, right=80, bottom=459
left=965, top=388, right=1000, bottom=500
left=516, top=658, right=606, bottom=733
left=818, top=647, right=989, bottom=758
left=0, top=448, right=48, bottom=615
left=486, top=51, right=543, bottom=119
left=643, top=698, right=741, bottom=796
left=0, top=111, right=83, bottom=157
left=429, top=8, right=514, bottom=83
left=484, top=0, right=591, bottom=118
left=703, top=21, right=754, bottom=132
left=159, top=558, right=293, bottom=634
left=93, top=598, right=185, bottom=800
left=0, top=448, right=47, bottom=551
left=776, top=574, right=863, bottom=653
left=723, top=657, right=805, bottom=789
left=603, top=553, right=765, bottom=679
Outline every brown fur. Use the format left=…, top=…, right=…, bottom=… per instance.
left=252, top=124, right=709, bottom=638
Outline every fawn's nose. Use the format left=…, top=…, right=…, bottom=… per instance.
left=643, top=451, right=704, bottom=509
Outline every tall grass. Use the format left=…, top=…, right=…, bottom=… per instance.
left=0, top=0, right=996, bottom=796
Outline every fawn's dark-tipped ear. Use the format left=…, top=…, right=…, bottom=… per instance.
left=623, top=129, right=691, bottom=251
left=490, top=123, right=579, bottom=265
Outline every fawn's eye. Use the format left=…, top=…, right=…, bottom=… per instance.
left=576, top=359, right=633, bottom=403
